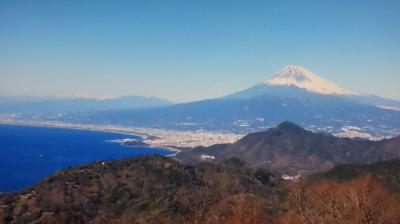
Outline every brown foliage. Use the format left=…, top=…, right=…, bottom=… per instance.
left=173, top=192, right=270, bottom=224
left=283, top=174, right=400, bottom=224
left=221, top=194, right=265, bottom=224
left=0, top=155, right=285, bottom=224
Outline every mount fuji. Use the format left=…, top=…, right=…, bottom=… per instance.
left=226, top=65, right=399, bottom=109
left=34, top=66, right=400, bottom=139
left=229, top=65, right=360, bottom=98
left=264, top=65, right=358, bottom=95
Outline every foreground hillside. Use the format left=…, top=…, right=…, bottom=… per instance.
left=284, top=160, right=400, bottom=223
left=177, top=121, right=400, bottom=175
left=1, top=156, right=400, bottom=224
left=311, top=159, right=400, bottom=192
left=0, top=155, right=285, bottom=224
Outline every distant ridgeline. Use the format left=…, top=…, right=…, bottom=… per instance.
left=2, top=66, right=400, bottom=138
left=47, top=66, right=400, bottom=137
left=177, top=121, right=400, bottom=175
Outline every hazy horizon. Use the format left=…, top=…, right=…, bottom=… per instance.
left=1, top=0, right=399, bottom=102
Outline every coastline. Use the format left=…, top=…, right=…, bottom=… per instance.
left=0, top=120, right=181, bottom=154
left=0, top=118, right=244, bottom=149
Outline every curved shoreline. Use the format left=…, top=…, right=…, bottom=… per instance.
left=0, top=118, right=244, bottom=149
left=0, top=120, right=181, bottom=154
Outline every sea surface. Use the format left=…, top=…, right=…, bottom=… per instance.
left=0, top=124, right=173, bottom=192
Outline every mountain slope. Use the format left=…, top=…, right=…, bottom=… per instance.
left=311, top=159, right=400, bottom=192
left=284, top=160, right=400, bottom=223
left=226, top=65, right=359, bottom=98
left=0, top=155, right=285, bottom=224
left=227, top=65, right=400, bottom=108
left=70, top=65, right=400, bottom=138
left=10, top=65, right=399, bottom=138
left=264, top=65, right=358, bottom=95
left=81, top=93, right=400, bottom=137
left=176, top=122, right=400, bottom=175
left=1, top=154, right=399, bottom=223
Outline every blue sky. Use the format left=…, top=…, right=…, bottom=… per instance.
left=0, top=0, right=399, bottom=102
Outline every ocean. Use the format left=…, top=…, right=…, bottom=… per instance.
left=0, top=124, right=173, bottom=192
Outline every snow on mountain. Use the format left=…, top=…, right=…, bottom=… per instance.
left=264, top=65, right=360, bottom=95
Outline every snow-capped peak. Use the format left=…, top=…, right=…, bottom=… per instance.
left=264, top=65, right=360, bottom=95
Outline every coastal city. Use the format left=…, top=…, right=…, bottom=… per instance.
left=0, top=117, right=244, bottom=149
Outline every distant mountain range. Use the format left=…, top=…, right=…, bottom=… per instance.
left=2, top=65, right=400, bottom=138
left=177, top=121, right=400, bottom=175
left=76, top=65, right=400, bottom=138
left=0, top=96, right=173, bottom=114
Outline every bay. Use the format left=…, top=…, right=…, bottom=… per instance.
left=0, top=124, right=173, bottom=192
